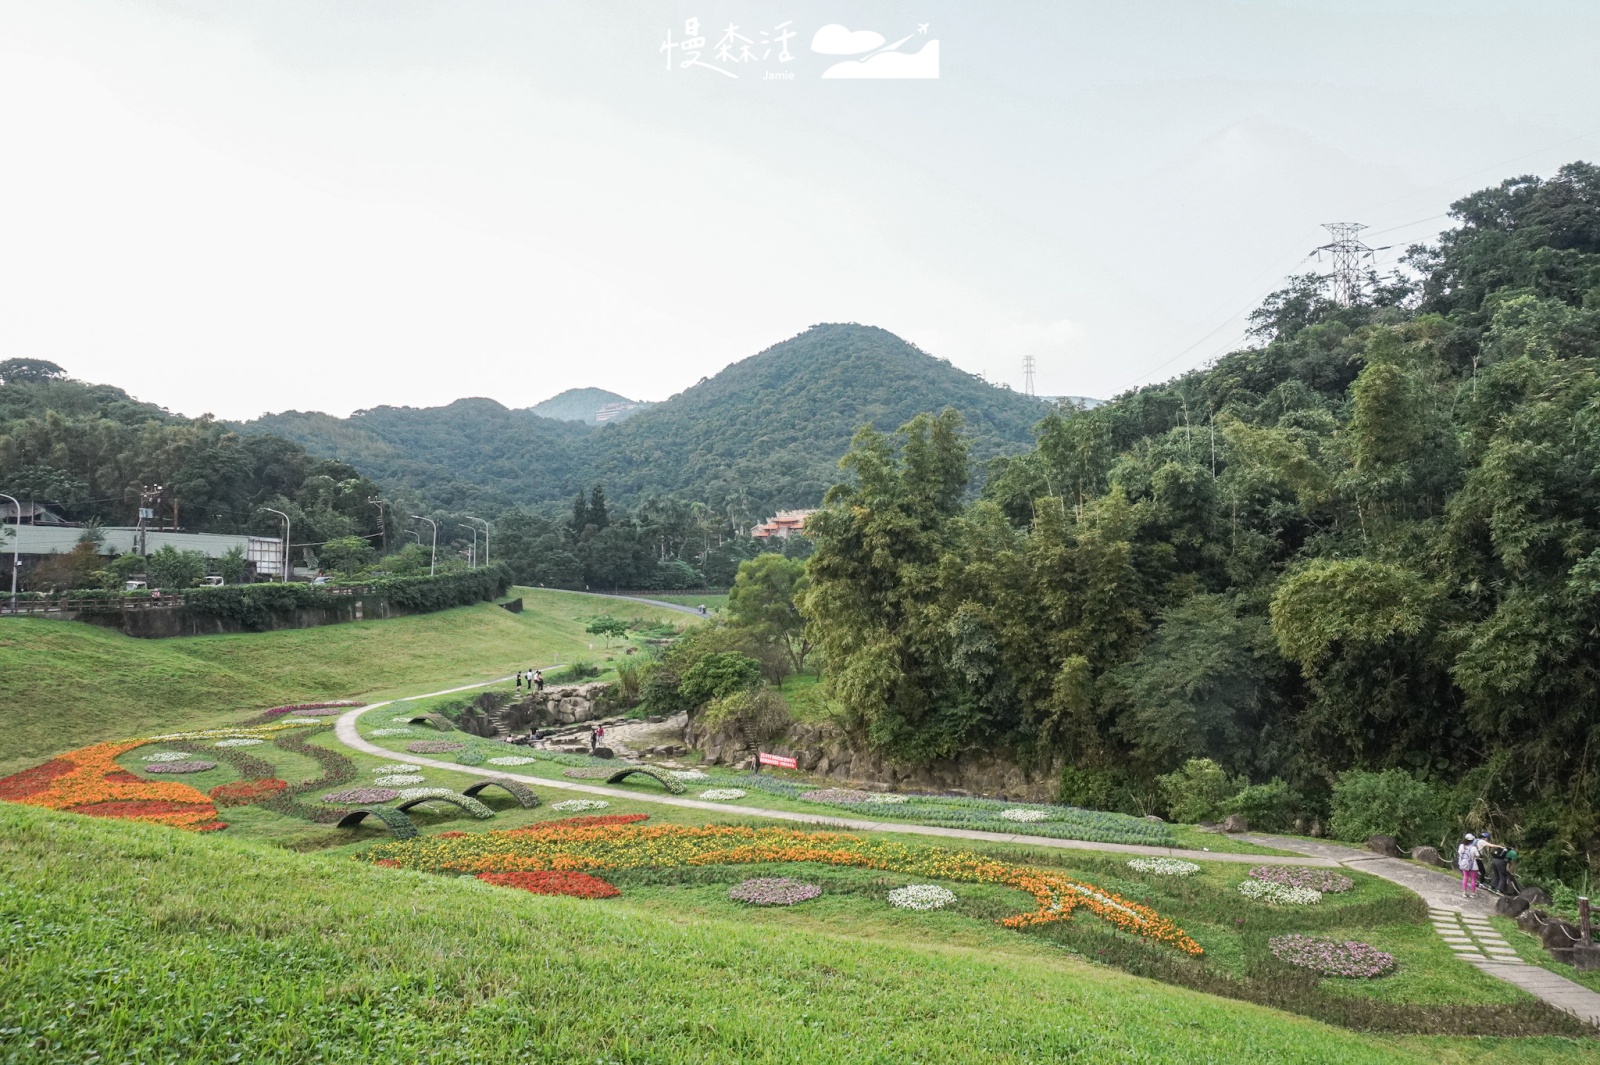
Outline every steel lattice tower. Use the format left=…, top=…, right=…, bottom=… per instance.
left=1022, top=354, right=1037, bottom=397
left=1316, top=222, right=1372, bottom=306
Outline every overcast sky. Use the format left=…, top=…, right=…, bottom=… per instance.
left=3, top=1, right=1598, bottom=420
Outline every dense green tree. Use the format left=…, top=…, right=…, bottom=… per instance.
left=727, top=553, right=811, bottom=674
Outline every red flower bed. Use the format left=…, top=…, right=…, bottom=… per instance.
left=209, top=778, right=289, bottom=807
left=0, top=759, right=74, bottom=801
left=477, top=871, right=620, bottom=899
left=506, top=813, right=650, bottom=835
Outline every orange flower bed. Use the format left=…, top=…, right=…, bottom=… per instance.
left=0, top=741, right=224, bottom=832
left=477, top=871, right=620, bottom=898
left=368, top=818, right=1202, bottom=955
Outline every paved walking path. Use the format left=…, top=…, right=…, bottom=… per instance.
left=1245, top=833, right=1600, bottom=1027
left=588, top=593, right=706, bottom=617
left=333, top=681, right=1331, bottom=865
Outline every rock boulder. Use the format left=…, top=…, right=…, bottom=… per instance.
left=1409, top=845, right=1446, bottom=868
left=1220, top=814, right=1250, bottom=833
left=1365, top=834, right=1402, bottom=857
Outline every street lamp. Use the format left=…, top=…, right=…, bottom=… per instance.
left=368, top=498, right=390, bottom=554
left=464, top=515, right=490, bottom=566
left=411, top=515, right=438, bottom=576
left=262, top=507, right=291, bottom=582
left=0, top=491, right=20, bottom=613
left=458, top=524, right=478, bottom=568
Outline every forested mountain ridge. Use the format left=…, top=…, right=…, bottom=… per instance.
left=800, top=163, right=1600, bottom=883
left=241, top=324, right=1050, bottom=517
left=528, top=387, right=651, bottom=423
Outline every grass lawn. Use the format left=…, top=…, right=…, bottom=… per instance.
left=0, top=588, right=692, bottom=777
left=1491, top=915, right=1600, bottom=994
left=4, top=804, right=1592, bottom=1065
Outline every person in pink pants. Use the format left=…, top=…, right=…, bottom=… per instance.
left=1456, top=833, right=1481, bottom=897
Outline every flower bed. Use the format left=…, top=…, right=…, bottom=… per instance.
left=888, top=885, right=957, bottom=910
left=263, top=702, right=362, bottom=717
left=1238, top=880, right=1322, bottom=906
left=863, top=793, right=909, bottom=804
left=1127, top=858, right=1200, bottom=877
left=375, top=774, right=426, bottom=786
left=476, top=871, right=620, bottom=898
left=140, top=752, right=190, bottom=762
left=0, top=741, right=223, bottom=830
left=488, top=756, right=539, bottom=766
left=373, top=763, right=419, bottom=774
left=669, top=770, right=709, bottom=782
left=322, top=787, right=401, bottom=804
left=1000, top=808, right=1049, bottom=823
left=1269, top=935, right=1395, bottom=978
left=405, top=740, right=465, bottom=754
left=1249, top=866, right=1354, bottom=894
left=728, top=877, right=821, bottom=906
left=279, top=718, right=322, bottom=725
left=370, top=728, right=414, bottom=737
left=550, top=799, right=610, bottom=813
left=799, top=788, right=876, bottom=804
left=699, top=788, right=746, bottom=801
left=562, top=767, right=618, bottom=779
left=209, top=778, right=288, bottom=807
left=364, top=819, right=1202, bottom=954
left=505, top=814, right=649, bottom=833
left=395, top=788, right=496, bottom=819
left=143, top=760, right=218, bottom=774
left=214, top=738, right=264, bottom=748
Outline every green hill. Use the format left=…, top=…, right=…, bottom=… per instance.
left=241, top=324, right=1051, bottom=514
left=529, top=386, right=652, bottom=424
left=4, top=804, right=1573, bottom=1065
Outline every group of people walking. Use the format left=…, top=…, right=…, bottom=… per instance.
left=514, top=668, right=544, bottom=694
left=1455, top=831, right=1517, bottom=898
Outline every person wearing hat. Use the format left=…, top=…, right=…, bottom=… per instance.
left=1455, top=833, right=1481, bottom=897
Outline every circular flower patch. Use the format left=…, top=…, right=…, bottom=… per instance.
left=888, top=884, right=957, bottom=911
left=375, top=774, right=425, bottom=786
left=1238, top=880, right=1322, bottom=906
left=214, top=738, right=264, bottom=748
left=322, top=787, right=400, bottom=804
left=1127, top=857, right=1201, bottom=877
left=370, top=728, right=414, bottom=737
left=1270, top=935, right=1395, bottom=978
left=143, top=760, right=217, bottom=774
left=477, top=871, right=620, bottom=899
left=551, top=799, right=610, bottom=813
left=799, top=788, right=876, bottom=804
left=1248, top=866, right=1354, bottom=894
left=488, top=756, right=539, bottom=766
left=699, top=788, right=747, bottom=801
left=406, top=740, right=465, bottom=754
left=728, top=877, right=822, bottom=906
left=141, top=752, right=190, bottom=762
left=372, top=763, right=419, bottom=775
left=209, top=778, right=288, bottom=806
left=1000, top=808, right=1049, bottom=823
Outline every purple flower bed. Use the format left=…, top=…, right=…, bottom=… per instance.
left=1269, top=935, right=1395, bottom=978
left=1249, top=866, right=1355, bottom=893
left=727, top=878, right=823, bottom=906
left=406, top=740, right=466, bottom=754
left=262, top=702, right=362, bottom=717
left=143, top=760, right=217, bottom=774
left=321, top=787, right=401, bottom=804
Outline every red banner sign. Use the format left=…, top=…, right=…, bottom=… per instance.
left=758, top=751, right=798, bottom=769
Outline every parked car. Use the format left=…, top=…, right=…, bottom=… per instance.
left=123, top=580, right=148, bottom=591
left=200, top=576, right=225, bottom=587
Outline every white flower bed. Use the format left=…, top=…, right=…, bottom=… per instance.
left=1000, top=808, right=1050, bottom=823
left=551, top=799, right=610, bottom=813
left=1238, top=880, right=1322, bottom=906
left=488, top=756, right=540, bottom=766
left=888, top=884, right=957, bottom=911
left=374, top=774, right=426, bottom=786
left=863, top=793, right=909, bottom=804
left=141, top=752, right=189, bottom=762
left=280, top=718, right=322, bottom=725
left=699, top=788, right=746, bottom=801
left=372, top=763, right=418, bottom=774
left=214, top=738, right=264, bottom=748
left=391, top=716, right=417, bottom=723
left=369, top=728, right=413, bottom=737
left=1127, top=858, right=1201, bottom=877
left=669, top=770, right=709, bottom=782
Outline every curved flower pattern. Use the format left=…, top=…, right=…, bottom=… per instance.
left=263, top=702, right=362, bottom=717
left=1270, top=935, right=1395, bottom=977
left=889, top=884, right=957, bottom=910
left=0, top=741, right=223, bottom=830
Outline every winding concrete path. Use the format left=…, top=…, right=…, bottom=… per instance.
left=586, top=592, right=707, bottom=617
left=1244, top=834, right=1600, bottom=1027
left=334, top=679, right=1330, bottom=866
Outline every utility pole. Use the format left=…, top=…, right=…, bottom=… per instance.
left=412, top=515, right=438, bottom=576
left=1315, top=222, right=1373, bottom=306
left=262, top=508, right=291, bottom=581
left=465, top=515, right=489, bottom=566
left=368, top=498, right=390, bottom=554
left=459, top=524, right=478, bottom=568
left=1022, top=354, right=1037, bottom=398
left=136, top=484, right=164, bottom=555
left=0, top=491, right=20, bottom=613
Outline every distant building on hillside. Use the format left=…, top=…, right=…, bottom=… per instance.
left=750, top=509, right=814, bottom=540
left=594, top=401, right=645, bottom=423
left=5, top=526, right=286, bottom=579
left=0, top=501, right=71, bottom=525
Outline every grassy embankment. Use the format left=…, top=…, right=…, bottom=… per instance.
left=0, top=587, right=688, bottom=777
left=2, top=803, right=1592, bottom=1065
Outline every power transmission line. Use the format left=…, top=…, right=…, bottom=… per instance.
left=1314, top=222, right=1373, bottom=306
left=1022, top=354, right=1037, bottom=398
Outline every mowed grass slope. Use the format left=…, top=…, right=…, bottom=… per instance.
left=3, top=805, right=1584, bottom=1065
left=0, top=588, right=688, bottom=776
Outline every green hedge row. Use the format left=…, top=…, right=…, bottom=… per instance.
left=180, top=564, right=512, bottom=629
